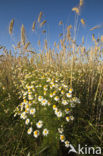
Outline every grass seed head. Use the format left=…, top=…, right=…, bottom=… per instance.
left=40, top=20, right=47, bottom=27
left=80, top=0, right=84, bottom=7
left=81, top=18, right=85, bottom=25
left=72, top=7, right=80, bottom=15
left=24, top=42, right=30, bottom=50
left=32, top=21, right=36, bottom=31
left=9, top=19, right=14, bottom=35
left=38, top=12, right=43, bottom=23
left=21, top=24, right=26, bottom=45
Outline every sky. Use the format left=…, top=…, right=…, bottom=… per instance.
left=0, top=0, right=103, bottom=51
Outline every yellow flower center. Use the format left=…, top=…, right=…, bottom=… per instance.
left=34, top=131, right=38, bottom=135
left=53, top=105, right=56, bottom=108
left=60, top=135, right=65, bottom=140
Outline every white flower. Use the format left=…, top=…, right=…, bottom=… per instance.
left=54, top=96, right=59, bottom=101
left=63, top=84, right=68, bottom=88
left=23, top=100, right=28, bottom=105
left=69, top=88, right=73, bottom=93
left=38, top=96, right=43, bottom=102
left=70, top=116, right=74, bottom=121
left=72, top=97, right=80, bottom=103
left=33, top=130, right=40, bottom=138
left=58, top=87, right=62, bottom=91
left=28, top=95, right=33, bottom=100
left=25, top=118, right=30, bottom=125
left=46, top=78, right=51, bottom=82
left=27, top=127, right=33, bottom=135
left=60, top=135, right=65, bottom=142
left=66, top=93, right=72, bottom=98
left=36, top=120, right=43, bottom=128
left=30, top=108, right=36, bottom=115
left=50, top=93, right=53, bottom=98
left=25, top=104, right=30, bottom=111
left=23, top=91, right=28, bottom=96
left=43, top=85, right=48, bottom=91
left=43, top=129, right=49, bottom=136
left=41, top=99, right=48, bottom=106
left=66, top=116, right=70, bottom=122
left=20, top=112, right=27, bottom=119
left=61, top=90, right=65, bottom=95
left=53, top=105, right=57, bottom=110
left=65, top=140, right=70, bottom=148
left=28, top=101, right=33, bottom=106
left=53, top=91, right=56, bottom=96
left=58, top=128, right=64, bottom=134
left=65, top=108, right=70, bottom=114
left=56, top=111, right=62, bottom=118
left=62, top=100, right=68, bottom=105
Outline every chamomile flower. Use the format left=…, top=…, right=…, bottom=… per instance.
left=61, top=90, right=65, bottom=95
left=54, top=96, right=59, bottom=101
left=28, top=101, right=32, bottom=106
left=53, top=105, right=57, bottom=110
left=66, top=116, right=70, bottom=122
left=62, top=100, right=68, bottom=105
left=30, top=108, right=36, bottom=115
left=23, top=91, right=28, bottom=96
left=27, top=127, right=33, bottom=135
left=36, top=120, right=43, bottom=128
left=70, top=116, right=74, bottom=121
left=43, top=129, right=49, bottom=136
left=58, top=128, right=64, bottom=134
left=28, top=95, right=33, bottom=100
left=69, top=88, right=73, bottom=93
left=38, top=96, right=43, bottom=102
left=33, top=130, right=40, bottom=138
left=43, top=85, right=48, bottom=91
left=50, top=93, right=53, bottom=98
left=53, top=90, right=56, bottom=96
left=65, top=140, right=70, bottom=148
left=56, top=111, right=62, bottom=118
left=25, top=104, right=30, bottom=110
left=25, top=118, right=30, bottom=125
left=41, top=99, right=48, bottom=106
left=65, top=108, right=70, bottom=114
left=58, top=87, right=62, bottom=91
left=23, top=99, right=28, bottom=104
left=63, top=84, right=68, bottom=89
left=46, top=78, right=51, bottom=82
left=20, top=112, right=27, bottom=119
left=66, top=93, right=72, bottom=98
left=72, top=97, right=80, bottom=103
left=60, top=135, right=65, bottom=142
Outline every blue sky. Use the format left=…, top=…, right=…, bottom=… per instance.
left=0, top=0, right=103, bottom=51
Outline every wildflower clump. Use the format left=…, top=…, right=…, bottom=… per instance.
left=14, top=69, right=80, bottom=152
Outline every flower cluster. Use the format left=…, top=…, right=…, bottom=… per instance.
left=14, top=69, right=80, bottom=149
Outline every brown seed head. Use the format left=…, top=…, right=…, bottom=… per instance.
left=9, top=19, right=14, bottom=35
left=21, top=24, right=25, bottom=45
left=38, top=12, right=43, bottom=23
left=32, top=21, right=36, bottom=31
